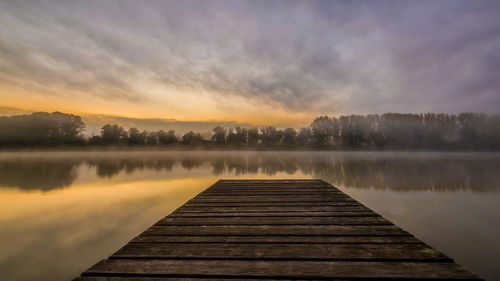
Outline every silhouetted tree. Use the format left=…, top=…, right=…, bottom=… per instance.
left=247, top=128, right=259, bottom=146
left=157, top=130, right=178, bottom=145
left=260, top=127, right=283, bottom=147
left=88, top=135, right=103, bottom=145
left=101, top=124, right=127, bottom=144
left=146, top=131, right=158, bottom=145
left=211, top=126, right=227, bottom=145
left=52, top=112, right=86, bottom=141
left=234, top=127, right=248, bottom=146
left=128, top=128, right=143, bottom=145
left=226, top=128, right=237, bottom=146
left=226, top=127, right=247, bottom=147
left=0, top=112, right=85, bottom=146
left=297, top=127, right=312, bottom=147
left=310, top=116, right=333, bottom=147
left=181, top=131, right=204, bottom=145
left=282, top=128, right=297, bottom=147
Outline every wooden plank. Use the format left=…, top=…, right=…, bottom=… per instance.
left=210, top=185, right=333, bottom=187
left=204, top=187, right=338, bottom=191
left=184, top=202, right=362, bottom=207
left=82, top=259, right=480, bottom=279
left=204, top=187, right=339, bottom=190
left=168, top=211, right=379, bottom=217
left=191, top=196, right=352, bottom=203
left=216, top=179, right=324, bottom=182
left=213, top=180, right=326, bottom=184
left=74, top=276, right=354, bottom=281
left=201, top=191, right=341, bottom=195
left=73, top=276, right=328, bottom=281
left=210, top=184, right=333, bottom=186
left=216, top=179, right=323, bottom=181
left=207, top=184, right=337, bottom=187
left=142, top=225, right=410, bottom=236
left=209, top=184, right=330, bottom=186
left=203, top=187, right=341, bottom=192
left=209, top=186, right=334, bottom=189
left=185, top=201, right=361, bottom=207
left=198, top=194, right=345, bottom=197
left=186, top=196, right=359, bottom=204
left=193, top=192, right=352, bottom=197
left=112, top=243, right=448, bottom=261
left=174, top=206, right=371, bottom=212
left=196, top=192, right=343, bottom=195
left=130, top=235, right=423, bottom=244
left=157, top=217, right=392, bottom=226
left=208, top=186, right=334, bottom=189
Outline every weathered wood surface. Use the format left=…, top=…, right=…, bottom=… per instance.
left=74, top=179, right=482, bottom=280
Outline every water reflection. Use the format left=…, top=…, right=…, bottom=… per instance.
left=0, top=151, right=498, bottom=192
left=0, top=176, right=216, bottom=281
left=0, top=158, right=80, bottom=191
left=0, top=151, right=499, bottom=281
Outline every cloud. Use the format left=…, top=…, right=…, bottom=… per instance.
left=0, top=0, right=499, bottom=115
left=0, top=106, right=34, bottom=116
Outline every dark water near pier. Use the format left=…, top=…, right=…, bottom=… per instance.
left=0, top=151, right=499, bottom=280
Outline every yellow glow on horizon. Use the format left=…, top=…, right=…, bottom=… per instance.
left=0, top=83, right=315, bottom=126
left=0, top=172, right=314, bottom=222
left=0, top=177, right=216, bottom=221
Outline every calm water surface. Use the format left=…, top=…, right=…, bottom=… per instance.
left=0, top=151, right=499, bottom=281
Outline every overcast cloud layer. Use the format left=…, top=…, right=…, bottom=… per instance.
left=0, top=0, right=499, bottom=116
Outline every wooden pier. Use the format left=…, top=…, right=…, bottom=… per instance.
left=75, top=179, right=481, bottom=280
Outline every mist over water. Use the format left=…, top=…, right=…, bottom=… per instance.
left=1, top=151, right=498, bottom=192
left=0, top=151, right=499, bottom=280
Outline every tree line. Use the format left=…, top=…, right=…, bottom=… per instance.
left=0, top=111, right=499, bottom=150
left=0, top=112, right=85, bottom=146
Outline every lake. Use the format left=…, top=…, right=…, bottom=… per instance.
left=0, top=151, right=499, bottom=281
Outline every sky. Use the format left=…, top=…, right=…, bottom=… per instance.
left=0, top=0, right=499, bottom=132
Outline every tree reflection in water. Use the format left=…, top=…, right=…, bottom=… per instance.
left=0, top=151, right=498, bottom=193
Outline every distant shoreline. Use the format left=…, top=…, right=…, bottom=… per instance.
left=1, top=146, right=498, bottom=153
left=2, top=111, right=499, bottom=151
